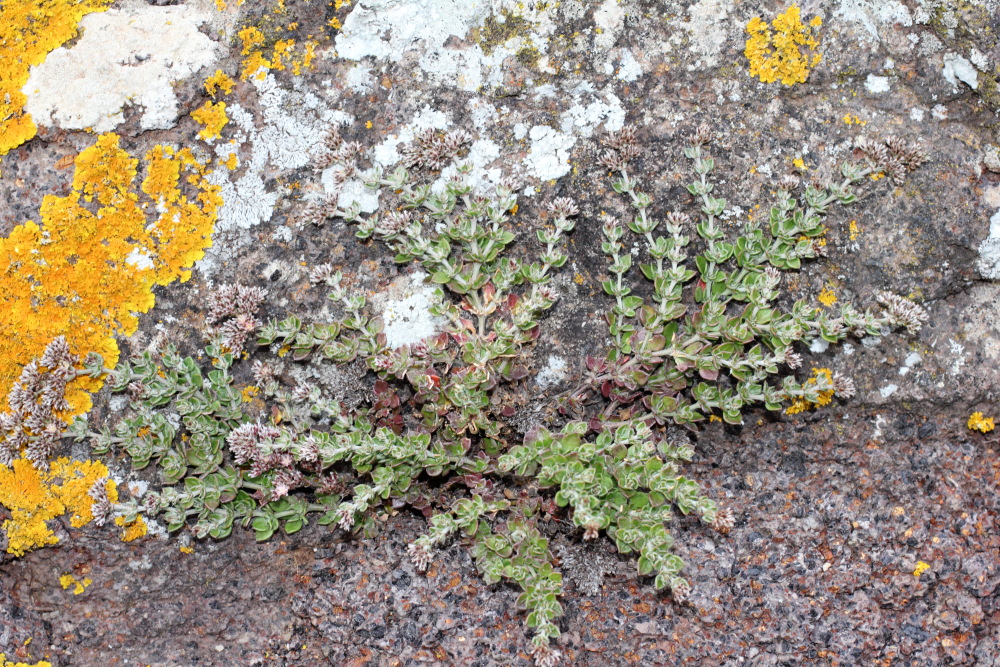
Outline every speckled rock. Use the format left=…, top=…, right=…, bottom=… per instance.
left=2, top=0, right=1000, bottom=665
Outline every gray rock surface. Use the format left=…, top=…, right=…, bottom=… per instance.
left=2, top=0, right=999, bottom=665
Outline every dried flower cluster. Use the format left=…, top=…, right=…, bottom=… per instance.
left=0, top=338, right=80, bottom=468
left=857, top=137, right=930, bottom=186
left=299, top=128, right=365, bottom=227
left=0, top=338, right=150, bottom=556
left=205, top=284, right=268, bottom=355
left=400, top=128, right=474, bottom=170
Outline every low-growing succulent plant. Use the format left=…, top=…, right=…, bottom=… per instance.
left=51, top=125, right=928, bottom=665
left=559, top=126, right=928, bottom=428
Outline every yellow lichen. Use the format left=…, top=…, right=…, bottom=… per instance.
left=241, top=50, right=272, bottom=80
left=0, top=0, right=112, bottom=156
left=271, top=39, right=295, bottom=71
left=115, top=515, right=148, bottom=542
left=238, top=26, right=266, bottom=54
left=204, top=70, right=235, bottom=97
left=744, top=6, right=822, bottom=86
left=785, top=368, right=836, bottom=415
left=296, top=40, right=318, bottom=75
left=0, top=653, right=52, bottom=667
left=238, top=24, right=319, bottom=80
left=968, top=412, right=995, bottom=433
left=0, top=457, right=115, bottom=557
left=192, top=101, right=229, bottom=141
left=848, top=219, right=860, bottom=241
left=913, top=561, right=930, bottom=577
left=817, top=286, right=837, bottom=307
left=179, top=545, right=194, bottom=554
left=59, top=573, right=92, bottom=595
left=222, top=153, right=239, bottom=170
left=49, top=458, right=116, bottom=528
left=0, top=133, right=220, bottom=415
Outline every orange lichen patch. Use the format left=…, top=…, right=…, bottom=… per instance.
left=59, top=573, right=92, bottom=594
left=238, top=24, right=319, bottom=79
left=49, top=458, right=117, bottom=528
left=240, top=51, right=272, bottom=80
left=270, top=38, right=295, bottom=71
left=0, top=0, right=113, bottom=156
left=295, top=40, right=318, bottom=75
left=968, top=412, right=995, bottom=433
left=222, top=152, right=239, bottom=170
left=204, top=69, right=236, bottom=97
left=0, top=457, right=115, bottom=557
left=0, top=133, right=220, bottom=415
left=785, top=368, right=835, bottom=415
left=0, top=653, right=53, bottom=667
left=238, top=25, right=265, bottom=54
left=192, top=101, right=228, bottom=141
left=744, top=5, right=822, bottom=86
left=115, top=514, right=148, bottom=542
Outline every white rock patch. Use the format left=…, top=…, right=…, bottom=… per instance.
left=977, top=209, right=1000, bottom=279
left=335, top=0, right=491, bottom=63
left=616, top=49, right=643, bottom=82
left=898, top=351, right=922, bottom=376
left=200, top=74, right=352, bottom=276
left=835, top=0, right=913, bottom=41
left=593, top=0, right=626, bottom=52
left=684, top=0, right=732, bottom=70
left=23, top=2, right=222, bottom=133
left=559, top=89, right=626, bottom=138
left=536, top=356, right=568, bottom=388
left=334, top=0, right=555, bottom=93
left=942, top=52, right=979, bottom=90
left=864, top=75, right=890, bottom=94
left=378, top=272, right=445, bottom=349
left=879, top=384, right=899, bottom=398
left=525, top=125, right=576, bottom=181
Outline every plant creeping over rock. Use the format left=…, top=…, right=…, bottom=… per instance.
left=17, top=126, right=928, bottom=665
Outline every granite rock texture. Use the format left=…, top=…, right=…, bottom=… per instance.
left=2, top=0, right=999, bottom=665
